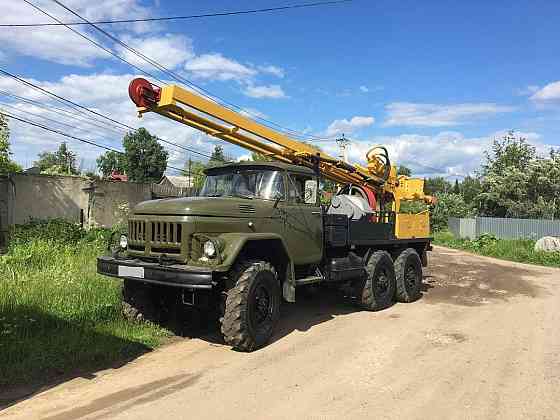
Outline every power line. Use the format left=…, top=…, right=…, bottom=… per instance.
left=1, top=110, right=186, bottom=174
left=0, top=90, right=128, bottom=137
left=0, top=68, right=215, bottom=160
left=0, top=100, right=109, bottom=136
left=0, top=89, right=203, bottom=162
left=21, top=0, right=166, bottom=85
left=0, top=1, right=352, bottom=27
left=45, top=0, right=335, bottom=142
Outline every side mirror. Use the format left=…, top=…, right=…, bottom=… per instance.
left=273, top=191, right=283, bottom=209
left=304, top=179, right=318, bottom=204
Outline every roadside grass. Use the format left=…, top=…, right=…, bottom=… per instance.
left=0, top=220, right=171, bottom=390
left=433, top=230, right=560, bottom=268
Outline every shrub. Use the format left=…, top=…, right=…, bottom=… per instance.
left=430, top=192, right=472, bottom=231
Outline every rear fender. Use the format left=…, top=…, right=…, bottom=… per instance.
left=214, top=233, right=295, bottom=302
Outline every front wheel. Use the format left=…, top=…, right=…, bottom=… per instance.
left=221, top=261, right=281, bottom=352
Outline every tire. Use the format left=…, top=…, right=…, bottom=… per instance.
left=122, top=280, right=158, bottom=322
left=221, top=261, right=281, bottom=352
left=394, top=248, right=423, bottom=302
left=355, top=250, right=396, bottom=311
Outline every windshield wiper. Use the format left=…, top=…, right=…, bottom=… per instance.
left=205, top=193, right=223, bottom=197
left=232, top=193, right=254, bottom=199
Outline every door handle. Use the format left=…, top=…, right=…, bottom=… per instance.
left=311, top=211, right=321, bottom=215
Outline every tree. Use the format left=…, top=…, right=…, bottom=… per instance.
left=475, top=131, right=560, bottom=218
left=452, top=179, right=460, bottom=194
left=397, top=165, right=411, bottom=176
left=459, top=175, right=482, bottom=205
left=123, top=128, right=168, bottom=183
left=0, top=113, right=22, bottom=175
left=96, top=150, right=126, bottom=178
left=35, top=142, right=78, bottom=175
left=250, top=151, right=273, bottom=162
left=206, top=145, right=232, bottom=168
left=430, top=192, right=472, bottom=231
left=183, top=159, right=207, bottom=190
left=424, top=177, right=452, bottom=195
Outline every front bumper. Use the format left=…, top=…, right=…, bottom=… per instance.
left=97, top=256, right=214, bottom=289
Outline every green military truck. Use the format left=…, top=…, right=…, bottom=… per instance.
left=97, top=161, right=431, bottom=351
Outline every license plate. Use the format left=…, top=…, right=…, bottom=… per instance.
left=118, top=266, right=145, bottom=278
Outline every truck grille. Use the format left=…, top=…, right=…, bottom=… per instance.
left=151, top=221, right=182, bottom=244
left=127, top=220, right=183, bottom=256
left=129, top=220, right=146, bottom=244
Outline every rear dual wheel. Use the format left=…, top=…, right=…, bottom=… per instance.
left=355, top=251, right=396, bottom=311
left=355, top=247, right=423, bottom=310
left=394, top=248, right=423, bottom=303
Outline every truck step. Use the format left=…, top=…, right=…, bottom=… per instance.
left=295, top=275, right=323, bottom=286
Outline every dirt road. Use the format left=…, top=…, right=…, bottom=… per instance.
left=2, top=247, right=560, bottom=419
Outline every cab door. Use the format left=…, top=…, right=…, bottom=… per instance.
left=280, top=172, right=323, bottom=265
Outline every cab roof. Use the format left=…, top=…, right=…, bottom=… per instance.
left=204, top=160, right=315, bottom=176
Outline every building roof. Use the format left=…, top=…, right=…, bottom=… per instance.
left=159, top=175, right=192, bottom=188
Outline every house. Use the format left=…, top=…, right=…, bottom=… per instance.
left=109, top=171, right=128, bottom=182
left=158, top=175, right=193, bottom=189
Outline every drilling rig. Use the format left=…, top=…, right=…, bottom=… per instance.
left=97, top=78, right=434, bottom=351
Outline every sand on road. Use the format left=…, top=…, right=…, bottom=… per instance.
left=2, top=246, right=560, bottom=420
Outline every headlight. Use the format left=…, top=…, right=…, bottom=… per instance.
left=119, top=234, right=128, bottom=249
left=203, top=240, right=216, bottom=258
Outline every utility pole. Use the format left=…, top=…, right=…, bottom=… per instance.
left=336, top=134, right=350, bottom=163
left=188, top=157, right=192, bottom=188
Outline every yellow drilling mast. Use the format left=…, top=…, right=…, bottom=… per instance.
left=128, top=78, right=432, bottom=237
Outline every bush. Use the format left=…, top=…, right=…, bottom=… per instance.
left=433, top=230, right=560, bottom=268
left=400, top=200, right=428, bottom=214
left=430, top=192, right=472, bottom=231
left=0, top=219, right=169, bottom=389
left=467, top=233, right=498, bottom=250
left=8, top=218, right=86, bottom=246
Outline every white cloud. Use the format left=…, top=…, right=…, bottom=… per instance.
left=384, top=102, right=515, bottom=127
left=313, top=130, right=546, bottom=177
left=184, top=53, right=256, bottom=82
left=2, top=72, right=217, bottom=171
left=359, top=86, right=369, bottom=93
left=531, top=81, right=560, bottom=102
left=118, top=34, right=194, bottom=70
left=243, top=84, right=287, bottom=99
left=325, top=116, right=375, bottom=136
left=0, top=0, right=152, bottom=66
left=258, top=65, right=285, bottom=78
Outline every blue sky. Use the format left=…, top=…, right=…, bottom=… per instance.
left=1, top=0, right=559, bottom=177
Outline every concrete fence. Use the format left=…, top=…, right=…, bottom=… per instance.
left=448, top=216, right=560, bottom=240
left=0, top=174, right=197, bottom=247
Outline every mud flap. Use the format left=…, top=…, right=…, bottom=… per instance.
left=282, top=262, right=296, bottom=302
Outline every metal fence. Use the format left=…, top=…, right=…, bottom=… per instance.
left=448, top=216, right=560, bottom=240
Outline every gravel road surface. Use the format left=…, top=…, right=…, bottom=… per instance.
left=2, top=246, right=559, bottom=419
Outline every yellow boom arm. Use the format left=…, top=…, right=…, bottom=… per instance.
left=128, top=78, right=432, bottom=212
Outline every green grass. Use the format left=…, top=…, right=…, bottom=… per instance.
left=0, top=220, right=171, bottom=390
left=433, top=230, right=560, bottom=268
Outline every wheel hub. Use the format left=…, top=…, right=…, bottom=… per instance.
left=252, top=286, right=272, bottom=326
left=375, top=268, right=389, bottom=294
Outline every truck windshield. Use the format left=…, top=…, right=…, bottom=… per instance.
left=200, top=168, right=285, bottom=200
